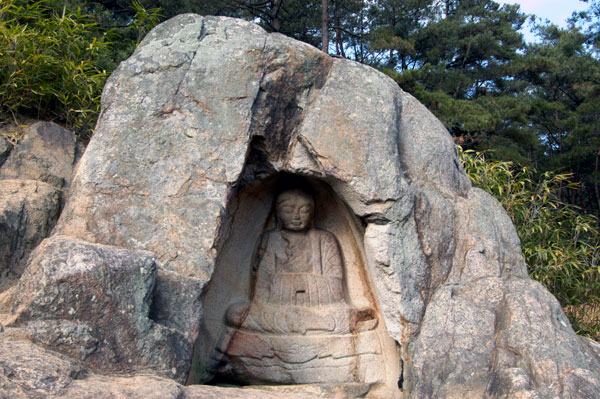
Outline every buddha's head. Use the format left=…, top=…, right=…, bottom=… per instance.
left=275, top=189, right=315, bottom=232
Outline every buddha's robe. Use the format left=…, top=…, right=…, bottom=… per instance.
left=237, top=228, right=354, bottom=335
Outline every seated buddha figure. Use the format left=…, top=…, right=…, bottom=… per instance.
left=225, top=188, right=376, bottom=335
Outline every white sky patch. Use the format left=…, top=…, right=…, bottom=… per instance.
left=496, top=0, right=588, bottom=26
left=496, top=0, right=589, bottom=42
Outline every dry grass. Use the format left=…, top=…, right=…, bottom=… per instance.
left=0, top=116, right=37, bottom=145
left=565, top=303, right=600, bottom=341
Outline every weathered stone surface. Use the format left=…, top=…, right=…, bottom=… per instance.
left=6, top=13, right=597, bottom=399
left=0, top=336, right=317, bottom=399
left=0, top=121, right=79, bottom=189
left=0, top=336, right=88, bottom=399
left=0, top=137, right=11, bottom=167
left=409, top=276, right=600, bottom=399
left=0, top=122, right=80, bottom=291
left=149, top=268, right=204, bottom=338
left=8, top=236, right=190, bottom=382
left=0, top=179, right=61, bottom=285
left=406, top=189, right=600, bottom=398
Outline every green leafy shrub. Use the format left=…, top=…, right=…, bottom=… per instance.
left=130, top=0, right=162, bottom=46
left=0, top=0, right=110, bottom=135
left=0, top=0, right=162, bottom=138
left=460, top=147, right=600, bottom=339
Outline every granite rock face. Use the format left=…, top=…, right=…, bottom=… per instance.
left=0, top=180, right=61, bottom=285
left=0, top=336, right=315, bottom=399
left=2, top=14, right=599, bottom=399
left=0, top=122, right=79, bottom=287
left=9, top=236, right=191, bottom=380
left=0, top=121, right=80, bottom=189
left=0, top=137, right=11, bottom=167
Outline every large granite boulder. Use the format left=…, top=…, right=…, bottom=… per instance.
left=2, top=14, right=599, bottom=399
left=9, top=236, right=191, bottom=379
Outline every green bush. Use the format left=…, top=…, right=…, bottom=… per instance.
left=0, top=0, right=111, bottom=135
left=0, top=0, right=161, bottom=137
left=460, top=147, right=600, bottom=339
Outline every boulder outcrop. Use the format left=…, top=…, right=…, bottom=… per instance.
left=0, top=336, right=315, bottom=399
left=0, top=121, right=81, bottom=189
left=0, top=122, right=80, bottom=288
left=1, top=14, right=599, bottom=399
left=10, top=236, right=191, bottom=378
left=0, top=180, right=60, bottom=285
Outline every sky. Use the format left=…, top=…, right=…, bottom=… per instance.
left=495, top=0, right=589, bottom=42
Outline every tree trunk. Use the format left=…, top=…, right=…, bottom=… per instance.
left=333, top=0, right=345, bottom=57
left=594, top=151, right=600, bottom=213
left=272, top=0, right=282, bottom=32
left=321, top=0, right=329, bottom=53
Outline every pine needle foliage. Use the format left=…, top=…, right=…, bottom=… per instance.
left=460, top=147, right=600, bottom=339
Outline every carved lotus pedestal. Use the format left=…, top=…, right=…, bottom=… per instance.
left=221, top=327, right=383, bottom=385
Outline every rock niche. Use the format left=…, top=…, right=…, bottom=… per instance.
left=2, top=14, right=599, bottom=399
left=193, top=177, right=400, bottom=396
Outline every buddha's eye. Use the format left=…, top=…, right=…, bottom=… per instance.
left=300, top=206, right=311, bottom=213
left=280, top=206, right=293, bottom=213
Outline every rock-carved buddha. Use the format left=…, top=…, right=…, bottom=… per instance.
left=221, top=188, right=382, bottom=385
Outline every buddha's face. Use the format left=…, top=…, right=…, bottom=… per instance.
left=276, top=190, right=314, bottom=232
